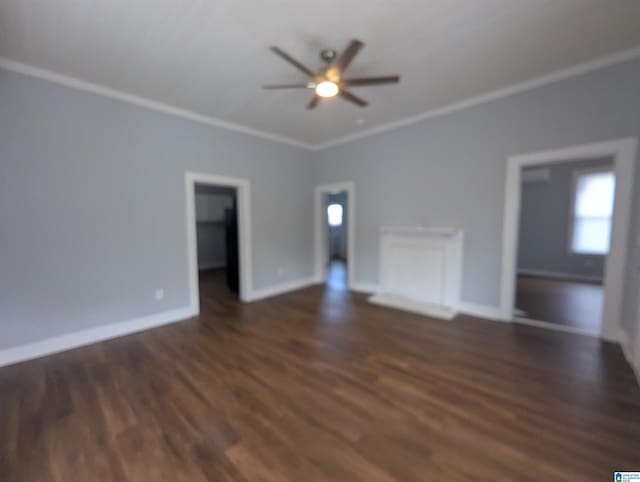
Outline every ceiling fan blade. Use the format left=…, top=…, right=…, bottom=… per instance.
left=263, top=83, right=313, bottom=89
left=339, top=90, right=368, bottom=107
left=307, top=94, right=320, bottom=110
left=333, top=39, right=364, bottom=74
left=270, top=47, right=316, bottom=78
left=341, top=75, right=400, bottom=87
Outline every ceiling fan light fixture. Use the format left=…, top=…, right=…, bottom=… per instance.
left=315, top=81, right=339, bottom=98
left=265, top=40, right=399, bottom=109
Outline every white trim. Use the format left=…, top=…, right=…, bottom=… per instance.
left=312, top=46, right=640, bottom=150
left=246, top=277, right=316, bottom=302
left=314, top=182, right=355, bottom=289
left=514, top=317, right=599, bottom=338
left=500, top=138, right=638, bottom=341
left=186, top=172, right=252, bottom=307
left=517, top=269, right=603, bottom=284
left=368, top=294, right=456, bottom=320
left=3, top=47, right=640, bottom=152
left=0, top=57, right=312, bottom=150
left=0, top=306, right=197, bottom=367
left=330, top=280, right=506, bottom=321
left=458, top=302, right=505, bottom=321
left=347, top=282, right=506, bottom=321
left=350, top=282, right=379, bottom=294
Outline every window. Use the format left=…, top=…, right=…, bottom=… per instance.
left=327, top=204, right=343, bottom=226
left=571, top=170, right=615, bottom=255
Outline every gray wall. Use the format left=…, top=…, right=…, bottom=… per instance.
left=312, top=57, right=640, bottom=333
left=2, top=56, right=640, bottom=353
left=518, top=158, right=614, bottom=281
left=0, top=67, right=314, bottom=349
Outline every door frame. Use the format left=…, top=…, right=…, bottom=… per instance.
left=499, top=138, right=637, bottom=341
left=185, top=172, right=252, bottom=309
left=314, top=181, right=355, bottom=288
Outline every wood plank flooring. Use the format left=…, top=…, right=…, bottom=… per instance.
left=1, top=268, right=639, bottom=481
left=516, top=275, right=603, bottom=332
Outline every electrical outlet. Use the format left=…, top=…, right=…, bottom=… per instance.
left=155, top=289, right=164, bottom=301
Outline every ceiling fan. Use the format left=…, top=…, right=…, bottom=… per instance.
left=263, top=39, right=400, bottom=109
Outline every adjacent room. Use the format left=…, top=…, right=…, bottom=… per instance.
left=2, top=1, right=640, bottom=481
left=515, top=158, right=615, bottom=335
left=194, top=184, right=240, bottom=303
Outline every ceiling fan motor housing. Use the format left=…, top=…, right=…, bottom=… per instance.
left=320, top=49, right=338, bottom=63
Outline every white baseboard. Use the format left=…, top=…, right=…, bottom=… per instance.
left=458, top=301, right=506, bottom=321
left=349, top=282, right=506, bottom=322
left=517, top=269, right=603, bottom=283
left=247, top=277, right=316, bottom=302
left=369, top=294, right=456, bottom=320
left=349, top=282, right=379, bottom=294
left=0, top=305, right=198, bottom=368
left=513, top=316, right=599, bottom=338
left=0, top=275, right=317, bottom=368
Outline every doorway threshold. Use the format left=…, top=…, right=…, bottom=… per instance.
left=513, top=316, right=599, bottom=338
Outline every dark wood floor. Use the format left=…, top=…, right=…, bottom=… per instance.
left=1, top=268, right=639, bottom=481
left=516, top=275, right=604, bottom=332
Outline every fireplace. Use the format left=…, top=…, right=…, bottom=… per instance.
left=369, top=226, right=463, bottom=320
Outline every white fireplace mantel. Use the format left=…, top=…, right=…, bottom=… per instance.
left=369, top=226, right=463, bottom=320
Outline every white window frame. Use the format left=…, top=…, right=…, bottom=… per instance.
left=568, top=167, right=615, bottom=256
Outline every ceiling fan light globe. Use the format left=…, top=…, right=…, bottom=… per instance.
left=315, top=81, right=339, bottom=98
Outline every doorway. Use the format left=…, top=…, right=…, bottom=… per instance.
left=500, top=139, right=637, bottom=341
left=186, top=172, right=252, bottom=312
left=326, top=191, right=348, bottom=290
left=514, top=158, right=614, bottom=335
left=194, top=184, right=239, bottom=299
left=314, top=182, right=355, bottom=290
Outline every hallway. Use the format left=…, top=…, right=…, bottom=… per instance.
left=326, top=260, right=348, bottom=291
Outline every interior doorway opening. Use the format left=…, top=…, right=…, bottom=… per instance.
left=326, top=191, right=348, bottom=290
left=314, top=182, right=355, bottom=291
left=194, top=184, right=239, bottom=300
left=186, top=172, right=252, bottom=312
left=500, top=138, right=637, bottom=341
left=514, top=158, right=614, bottom=335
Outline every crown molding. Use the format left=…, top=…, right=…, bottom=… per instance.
left=311, top=46, right=640, bottom=150
left=2, top=45, right=640, bottom=152
left=0, top=57, right=314, bottom=151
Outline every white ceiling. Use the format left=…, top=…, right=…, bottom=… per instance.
left=1, top=0, right=640, bottom=147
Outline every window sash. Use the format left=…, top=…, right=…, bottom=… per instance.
left=327, top=204, right=343, bottom=227
left=574, top=171, right=615, bottom=217
left=571, top=214, right=612, bottom=255
left=570, top=169, right=615, bottom=255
